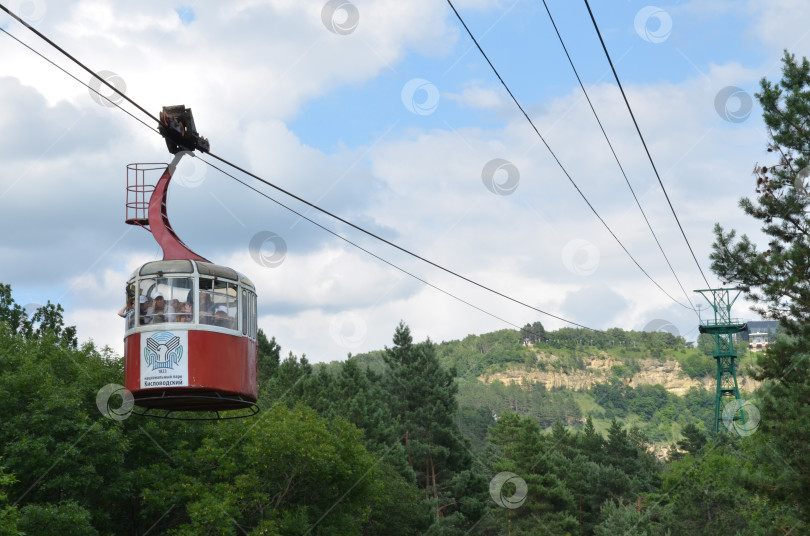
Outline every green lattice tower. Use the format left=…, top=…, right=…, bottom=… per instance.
left=695, top=289, right=749, bottom=436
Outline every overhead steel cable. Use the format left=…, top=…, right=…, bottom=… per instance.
left=195, top=156, right=525, bottom=331
left=204, top=151, right=597, bottom=330
left=444, top=0, right=691, bottom=310
left=0, top=26, right=158, bottom=134
left=539, top=0, right=699, bottom=316
left=582, top=0, right=713, bottom=289
left=0, top=3, right=161, bottom=125
left=0, top=4, right=598, bottom=331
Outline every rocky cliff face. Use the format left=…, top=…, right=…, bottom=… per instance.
left=477, top=353, right=760, bottom=396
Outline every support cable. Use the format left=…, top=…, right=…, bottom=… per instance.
left=204, top=151, right=597, bottom=330
left=540, top=0, right=699, bottom=317
left=0, top=26, right=158, bottom=134
left=0, top=3, right=160, bottom=125
left=582, top=0, right=712, bottom=289
left=445, top=0, right=692, bottom=310
left=195, top=156, right=526, bottom=331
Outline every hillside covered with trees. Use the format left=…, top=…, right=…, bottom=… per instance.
left=347, top=325, right=724, bottom=447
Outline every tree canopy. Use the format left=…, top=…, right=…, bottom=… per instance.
left=710, top=50, right=810, bottom=533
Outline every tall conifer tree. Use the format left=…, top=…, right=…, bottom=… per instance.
left=710, top=51, right=810, bottom=531
left=382, top=322, right=484, bottom=531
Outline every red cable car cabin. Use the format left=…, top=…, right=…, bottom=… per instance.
left=122, top=260, right=258, bottom=412
left=122, top=106, right=258, bottom=416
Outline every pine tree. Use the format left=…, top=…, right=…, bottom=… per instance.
left=676, top=423, right=706, bottom=456
left=710, top=51, right=810, bottom=531
left=487, top=413, right=578, bottom=534
left=382, top=322, right=482, bottom=530
left=579, top=415, right=604, bottom=458
left=256, top=328, right=280, bottom=387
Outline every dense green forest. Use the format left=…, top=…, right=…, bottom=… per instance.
left=2, top=52, right=809, bottom=536
left=0, top=282, right=805, bottom=535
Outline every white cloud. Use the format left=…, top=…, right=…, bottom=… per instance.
left=222, top=245, right=422, bottom=314
left=0, top=0, right=788, bottom=365
left=1, top=0, right=463, bottom=122
left=748, top=0, right=810, bottom=60
left=446, top=82, right=505, bottom=109
left=64, top=307, right=127, bottom=353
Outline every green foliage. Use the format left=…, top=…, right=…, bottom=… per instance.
left=485, top=413, right=664, bottom=536
left=626, top=385, right=668, bottom=420
left=679, top=350, right=715, bottom=378
left=18, top=502, right=97, bottom=536
left=593, top=498, right=673, bottom=536
left=163, top=404, right=385, bottom=535
left=382, top=322, right=486, bottom=532
left=0, top=290, right=131, bottom=534
left=518, top=321, right=546, bottom=345
left=542, top=327, right=686, bottom=356
left=0, top=284, right=76, bottom=348
left=256, top=328, right=280, bottom=387
left=431, top=324, right=728, bottom=448
left=0, top=286, right=434, bottom=536
left=660, top=437, right=757, bottom=534
left=0, top=464, right=22, bottom=536
left=435, top=329, right=533, bottom=377
left=709, top=51, right=810, bottom=531
left=697, top=332, right=715, bottom=357
left=676, top=423, right=707, bottom=456
left=457, top=378, right=582, bottom=432
left=432, top=321, right=727, bottom=404
left=247, top=321, right=487, bottom=534
left=363, top=462, right=432, bottom=536
left=487, top=414, right=578, bottom=534
left=586, top=382, right=713, bottom=443
left=456, top=405, right=495, bottom=452
left=0, top=279, right=790, bottom=535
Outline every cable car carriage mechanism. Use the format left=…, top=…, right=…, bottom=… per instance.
left=122, top=106, right=258, bottom=419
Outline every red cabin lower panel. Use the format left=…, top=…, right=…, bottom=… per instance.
left=124, top=329, right=257, bottom=411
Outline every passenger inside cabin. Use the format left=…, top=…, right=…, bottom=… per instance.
left=182, top=293, right=194, bottom=323
left=177, top=301, right=192, bottom=322
left=214, top=305, right=235, bottom=329
left=151, top=294, right=166, bottom=324
left=118, top=298, right=132, bottom=318
left=118, top=294, right=136, bottom=329
left=199, top=292, right=214, bottom=325
left=138, top=295, right=151, bottom=325
left=167, top=299, right=180, bottom=321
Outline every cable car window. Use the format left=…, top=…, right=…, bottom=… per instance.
left=248, top=292, right=252, bottom=339
left=199, top=278, right=237, bottom=330
left=124, top=284, right=136, bottom=330
left=249, top=291, right=255, bottom=339
left=139, top=259, right=193, bottom=276
left=196, top=262, right=239, bottom=281
left=251, top=291, right=257, bottom=339
left=242, top=290, right=248, bottom=335
left=139, top=277, right=194, bottom=325
left=199, top=278, right=215, bottom=325
left=249, top=290, right=255, bottom=337
left=250, top=293, right=259, bottom=339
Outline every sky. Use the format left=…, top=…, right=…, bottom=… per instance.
left=0, top=0, right=805, bottom=362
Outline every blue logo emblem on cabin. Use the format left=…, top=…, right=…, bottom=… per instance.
left=143, top=331, right=184, bottom=371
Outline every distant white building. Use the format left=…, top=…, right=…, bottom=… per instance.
left=749, top=331, right=769, bottom=352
